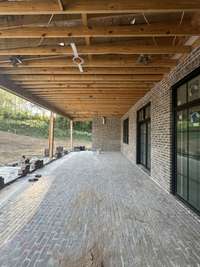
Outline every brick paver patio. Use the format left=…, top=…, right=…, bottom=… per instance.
left=0, top=152, right=199, bottom=267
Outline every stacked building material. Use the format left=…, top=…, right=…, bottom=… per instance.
left=74, top=146, right=86, bottom=151
left=55, top=146, right=64, bottom=159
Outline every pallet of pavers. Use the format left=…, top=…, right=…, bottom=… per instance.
left=0, top=166, right=21, bottom=187
left=30, top=158, right=44, bottom=172
left=0, top=156, right=45, bottom=188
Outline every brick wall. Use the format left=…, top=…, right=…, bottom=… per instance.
left=92, top=117, right=121, bottom=151
left=121, top=46, right=200, bottom=192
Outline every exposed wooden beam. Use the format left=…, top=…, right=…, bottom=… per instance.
left=19, top=83, right=153, bottom=88
left=66, top=107, right=129, bottom=110
left=28, top=96, right=149, bottom=102
left=16, top=81, right=155, bottom=86
left=0, top=0, right=199, bottom=15
left=25, top=88, right=150, bottom=93
left=65, top=108, right=130, bottom=111
left=7, top=74, right=163, bottom=81
left=22, top=90, right=150, bottom=95
left=32, top=96, right=147, bottom=100
left=1, top=67, right=170, bottom=75
left=41, top=96, right=144, bottom=100
left=0, top=24, right=198, bottom=38
left=0, top=44, right=190, bottom=55
left=50, top=103, right=138, bottom=107
left=0, top=57, right=177, bottom=68
left=81, top=14, right=92, bottom=61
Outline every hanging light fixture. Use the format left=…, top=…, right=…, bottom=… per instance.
left=137, top=54, right=152, bottom=65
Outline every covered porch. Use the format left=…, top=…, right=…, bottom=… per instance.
left=0, top=1, right=200, bottom=266
left=0, top=152, right=199, bottom=266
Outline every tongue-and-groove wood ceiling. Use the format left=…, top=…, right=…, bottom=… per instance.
left=0, top=1, right=199, bottom=120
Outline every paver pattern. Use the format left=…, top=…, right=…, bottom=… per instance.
left=0, top=152, right=199, bottom=267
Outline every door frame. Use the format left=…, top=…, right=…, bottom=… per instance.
left=171, top=66, right=200, bottom=216
left=136, top=103, right=151, bottom=171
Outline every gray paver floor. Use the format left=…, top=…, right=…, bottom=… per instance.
left=0, top=151, right=199, bottom=267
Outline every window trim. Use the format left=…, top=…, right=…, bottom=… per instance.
left=123, top=118, right=129, bottom=144
left=136, top=103, right=151, bottom=171
left=171, top=66, right=200, bottom=216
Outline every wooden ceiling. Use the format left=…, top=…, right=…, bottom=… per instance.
left=0, top=1, right=199, bottom=120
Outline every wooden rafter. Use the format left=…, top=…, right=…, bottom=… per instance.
left=0, top=57, right=177, bottom=68
left=0, top=44, right=190, bottom=55
left=6, top=74, right=163, bottom=81
left=0, top=24, right=199, bottom=38
left=0, top=3, right=198, bottom=119
left=0, top=67, right=170, bottom=75
left=0, top=0, right=199, bottom=15
left=15, top=82, right=154, bottom=86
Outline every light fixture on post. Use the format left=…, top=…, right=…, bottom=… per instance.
left=102, top=117, right=106, bottom=125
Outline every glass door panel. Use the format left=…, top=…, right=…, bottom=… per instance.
left=176, top=110, right=188, bottom=200
left=147, top=121, right=151, bottom=170
left=175, top=72, right=200, bottom=214
left=137, top=104, right=151, bottom=171
left=140, top=123, right=146, bottom=166
left=188, top=105, right=200, bottom=210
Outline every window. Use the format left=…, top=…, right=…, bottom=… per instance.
left=123, top=118, right=129, bottom=144
left=173, top=70, right=200, bottom=214
left=137, top=103, right=151, bottom=170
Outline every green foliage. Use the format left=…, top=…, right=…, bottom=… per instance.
left=0, top=88, right=92, bottom=141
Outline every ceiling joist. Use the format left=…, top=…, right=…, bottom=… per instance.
left=0, top=2, right=199, bottom=119
left=0, top=67, right=170, bottom=75
left=7, top=74, right=163, bottom=81
left=0, top=24, right=199, bottom=38
left=0, top=44, right=191, bottom=56
left=0, top=0, right=199, bottom=15
left=15, top=82, right=154, bottom=87
left=0, top=57, right=177, bottom=68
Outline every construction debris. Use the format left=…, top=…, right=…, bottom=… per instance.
left=28, top=177, right=39, bottom=182
left=74, top=146, right=86, bottom=152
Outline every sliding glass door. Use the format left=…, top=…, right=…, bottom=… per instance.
left=175, top=72, right=200, bottom=213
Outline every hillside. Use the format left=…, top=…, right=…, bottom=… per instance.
left=0, top=131, right=91, bottom=165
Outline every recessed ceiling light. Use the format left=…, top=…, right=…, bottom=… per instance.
left=130, top=18, right=136, bottom=25
left=59, top=42, right=65, bottom=47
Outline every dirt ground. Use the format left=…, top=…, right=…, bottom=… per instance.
left=0, top=130, right=91, bottom=165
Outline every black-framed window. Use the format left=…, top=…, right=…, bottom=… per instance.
left=172, top=68, right=200, bottom=215
left=137, top=103, right=151, bottom=171
left=123, top=118, right=129, bottom=144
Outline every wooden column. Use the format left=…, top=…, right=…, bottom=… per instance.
left=48, top=111, right=55, bottom=158
left=70, top=120, right=73, bottom=151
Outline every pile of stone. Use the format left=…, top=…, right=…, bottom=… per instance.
left=0, top=147, right=69, bottom=188
left=74, top=146, right=86, bottom=152
left=55, top=146, right=64, bottom=159
left=0, top=155, right=44, bottom=188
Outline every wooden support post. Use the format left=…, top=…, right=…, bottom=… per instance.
left=48, top=111, right=55, bottom=158
left=70, top=119, right=73, bottom=151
